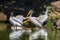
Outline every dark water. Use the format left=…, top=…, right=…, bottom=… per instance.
left=0, top=23, right=60, bottom=40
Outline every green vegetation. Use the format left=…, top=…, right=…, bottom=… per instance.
left=46, top=7, right=60, bottom=40
left=47, top=20, right=53, bottom=30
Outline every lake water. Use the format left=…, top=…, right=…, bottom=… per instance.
left=0, top=22, right=60, bottom=40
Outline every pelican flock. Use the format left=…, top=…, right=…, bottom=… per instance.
left=9, top=7, right=48, bottom=27
left=9, top=6, right=49, bottom=40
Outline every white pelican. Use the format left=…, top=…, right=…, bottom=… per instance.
left=9, top=12, right=25, bottom=30
left=27, top=7, right=48, bottom=27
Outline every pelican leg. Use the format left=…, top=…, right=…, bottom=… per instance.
left=14, top=25, right=16, bottom=30
left=40, top=24, right=43, bottom=28
left=35, top=25, right=37, bottom=31
left=36, top=25, right=37, bottom=28
left=16, top=25, right=17, bottom=31
left=41, top=25, right=43, bottom=27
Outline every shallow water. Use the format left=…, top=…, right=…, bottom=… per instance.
left=0, top=23, right=60, bottom=40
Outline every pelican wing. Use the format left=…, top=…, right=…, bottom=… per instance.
left=9, top=17, right=22, bottom=26
left=30, top=17, right=42, bottom=27
left=12, top=16, right=25, bottom=24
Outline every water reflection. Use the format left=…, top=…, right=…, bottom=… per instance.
left=9, top=30, right=25, bottom=40
left=0, top=23, right=7, bottom=31
left=0, top=23, right=60, bottom=40
left=29, top=28, right=48, bottom=40
left=54, top=30, right=60, bottom=40
left=0, top=23, right=10, bottom=40
left=9, top=26, right=25, bottom=40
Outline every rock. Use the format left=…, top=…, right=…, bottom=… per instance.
left=0, top=12, right=7, bottom=21
left=56, top=18, right=60, bottom=29
left=51, top=1, right=60, bottom=14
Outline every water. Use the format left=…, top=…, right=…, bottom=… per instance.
left=0, top=23, right=60, bottom=40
